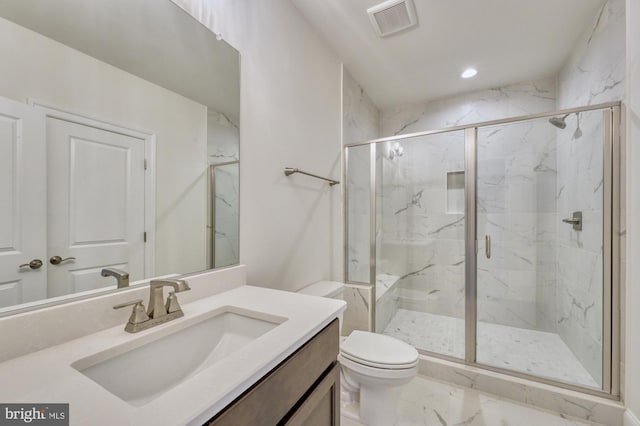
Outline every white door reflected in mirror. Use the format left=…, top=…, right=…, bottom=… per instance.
left=46, top=117, right=147, bottom=297
left=0, top=96, right=46, bottom=307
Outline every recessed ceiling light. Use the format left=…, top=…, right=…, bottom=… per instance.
left=461, top=68, right=478, bottom=79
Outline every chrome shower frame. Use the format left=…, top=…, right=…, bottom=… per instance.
left=343, top=101, right=622, bottom=399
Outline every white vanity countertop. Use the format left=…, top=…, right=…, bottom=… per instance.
left=0, top=285, right=346, bottom=426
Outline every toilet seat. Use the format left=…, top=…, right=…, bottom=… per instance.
left=340, top=331, right=418, bottom=370
left=340, top=351, right=418, bottom=370
left=338, top=353, right=418, bottom=381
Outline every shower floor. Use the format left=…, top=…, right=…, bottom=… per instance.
left=383, top=309, right=599, bottom=389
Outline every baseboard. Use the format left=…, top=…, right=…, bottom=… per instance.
left=625, top=410, right=640, bottom=426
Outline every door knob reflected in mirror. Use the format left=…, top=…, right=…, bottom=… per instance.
left=49, top=256, right=76, bottom=265
left=19, top=259, right=43, bottom=270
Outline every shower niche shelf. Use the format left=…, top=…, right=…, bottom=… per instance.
left=446, top=170, right=465, bottom=214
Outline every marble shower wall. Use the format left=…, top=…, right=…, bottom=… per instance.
left=208, top=110, right=239, bottom=163
left=343, top=68, right=379, bottom=332
left=553, top=0, right=625, bottom=386
left=342, top=284, right=372, bottom=335
left=212, top=163, right=239, bottom=268
left=554, top=110, right=605, bottom=387
left=377, top=131, right=467, bottom=324
left=377, top=80, right=558, bottom=333
left=379, top=78, right=557, bottom=138
left=376, top=274, right=401, bottom=332
left=557, top=0, right=625, bottom=109
left=476, top=119, right=558, bottom=332
left=208, top=110, right=240, bottom=268
left=344, top=67, right=379, bottom=284
left=346, top=145, right=372, bottom=284
left=343, top=69, right=379, bottom=145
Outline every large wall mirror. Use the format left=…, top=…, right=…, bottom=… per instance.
left=0, top=0, right=240, bottom=314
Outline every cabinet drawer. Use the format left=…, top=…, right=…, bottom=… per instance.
left=283, top=362, right=340, bottom=426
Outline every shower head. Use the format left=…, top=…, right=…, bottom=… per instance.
left=549, top=113, right=570, bottom=129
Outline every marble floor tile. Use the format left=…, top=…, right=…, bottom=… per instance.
left=341, top=375, right=603, bottom=426
left=383, top=309, right=598, bottom=389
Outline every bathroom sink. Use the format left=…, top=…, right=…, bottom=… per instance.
left=71, top=306, right=286, bottom=406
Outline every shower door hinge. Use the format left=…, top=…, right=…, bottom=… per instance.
left=475, top=239, right=478, bottom=254
left=144, top=232, right=147, bottom=243
left=144, top=159, right=148, bottom=170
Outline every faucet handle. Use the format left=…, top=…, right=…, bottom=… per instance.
left=165, top=292, right=183, bottom=314
left=113, top=299, right=143, bottom=309
left=114, top=299, right=150, bottom=325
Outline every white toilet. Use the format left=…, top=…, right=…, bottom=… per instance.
left=297, top=281, right=418, bottom=426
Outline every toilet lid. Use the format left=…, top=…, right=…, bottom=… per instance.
left=341, top=331, right=418, bottom=369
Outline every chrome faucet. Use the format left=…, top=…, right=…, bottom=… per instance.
left=148, top=279, right=191, bottom=319
left=113, top=278, right=191, bottom=333
left=101, top=268, right=130, bottom=288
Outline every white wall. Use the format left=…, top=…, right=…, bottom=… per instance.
left=0, top=17, right=208, bottom=279
left=172, top=0, right=343, bottom=290
left=625, top=0, right=640, bottom=421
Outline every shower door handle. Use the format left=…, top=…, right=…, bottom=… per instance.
left=562, top=211, right=582, bottom=231
left=485, top=235, right=491, bottom=259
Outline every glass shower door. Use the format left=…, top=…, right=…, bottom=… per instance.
left=375, top=130, right=467, bottom=359
left=475, top=111, right=606, bottom=389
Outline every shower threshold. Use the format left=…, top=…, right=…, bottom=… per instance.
left=383, top=308, right=599, bottom=389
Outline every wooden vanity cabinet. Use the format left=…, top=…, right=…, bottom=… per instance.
left=205, top=319, right=341, bottom=426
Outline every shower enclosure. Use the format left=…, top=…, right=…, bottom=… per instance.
left=208, top=161, right=240, bottom=269
left=344, top=102, right=621, bottom=396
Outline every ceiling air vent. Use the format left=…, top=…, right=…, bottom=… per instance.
left=367, top=0, right=418, bottom=37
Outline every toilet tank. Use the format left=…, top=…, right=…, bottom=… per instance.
left=297, top=281, right=345, bottom=334
left=297, top=281, right=344, bottom=300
